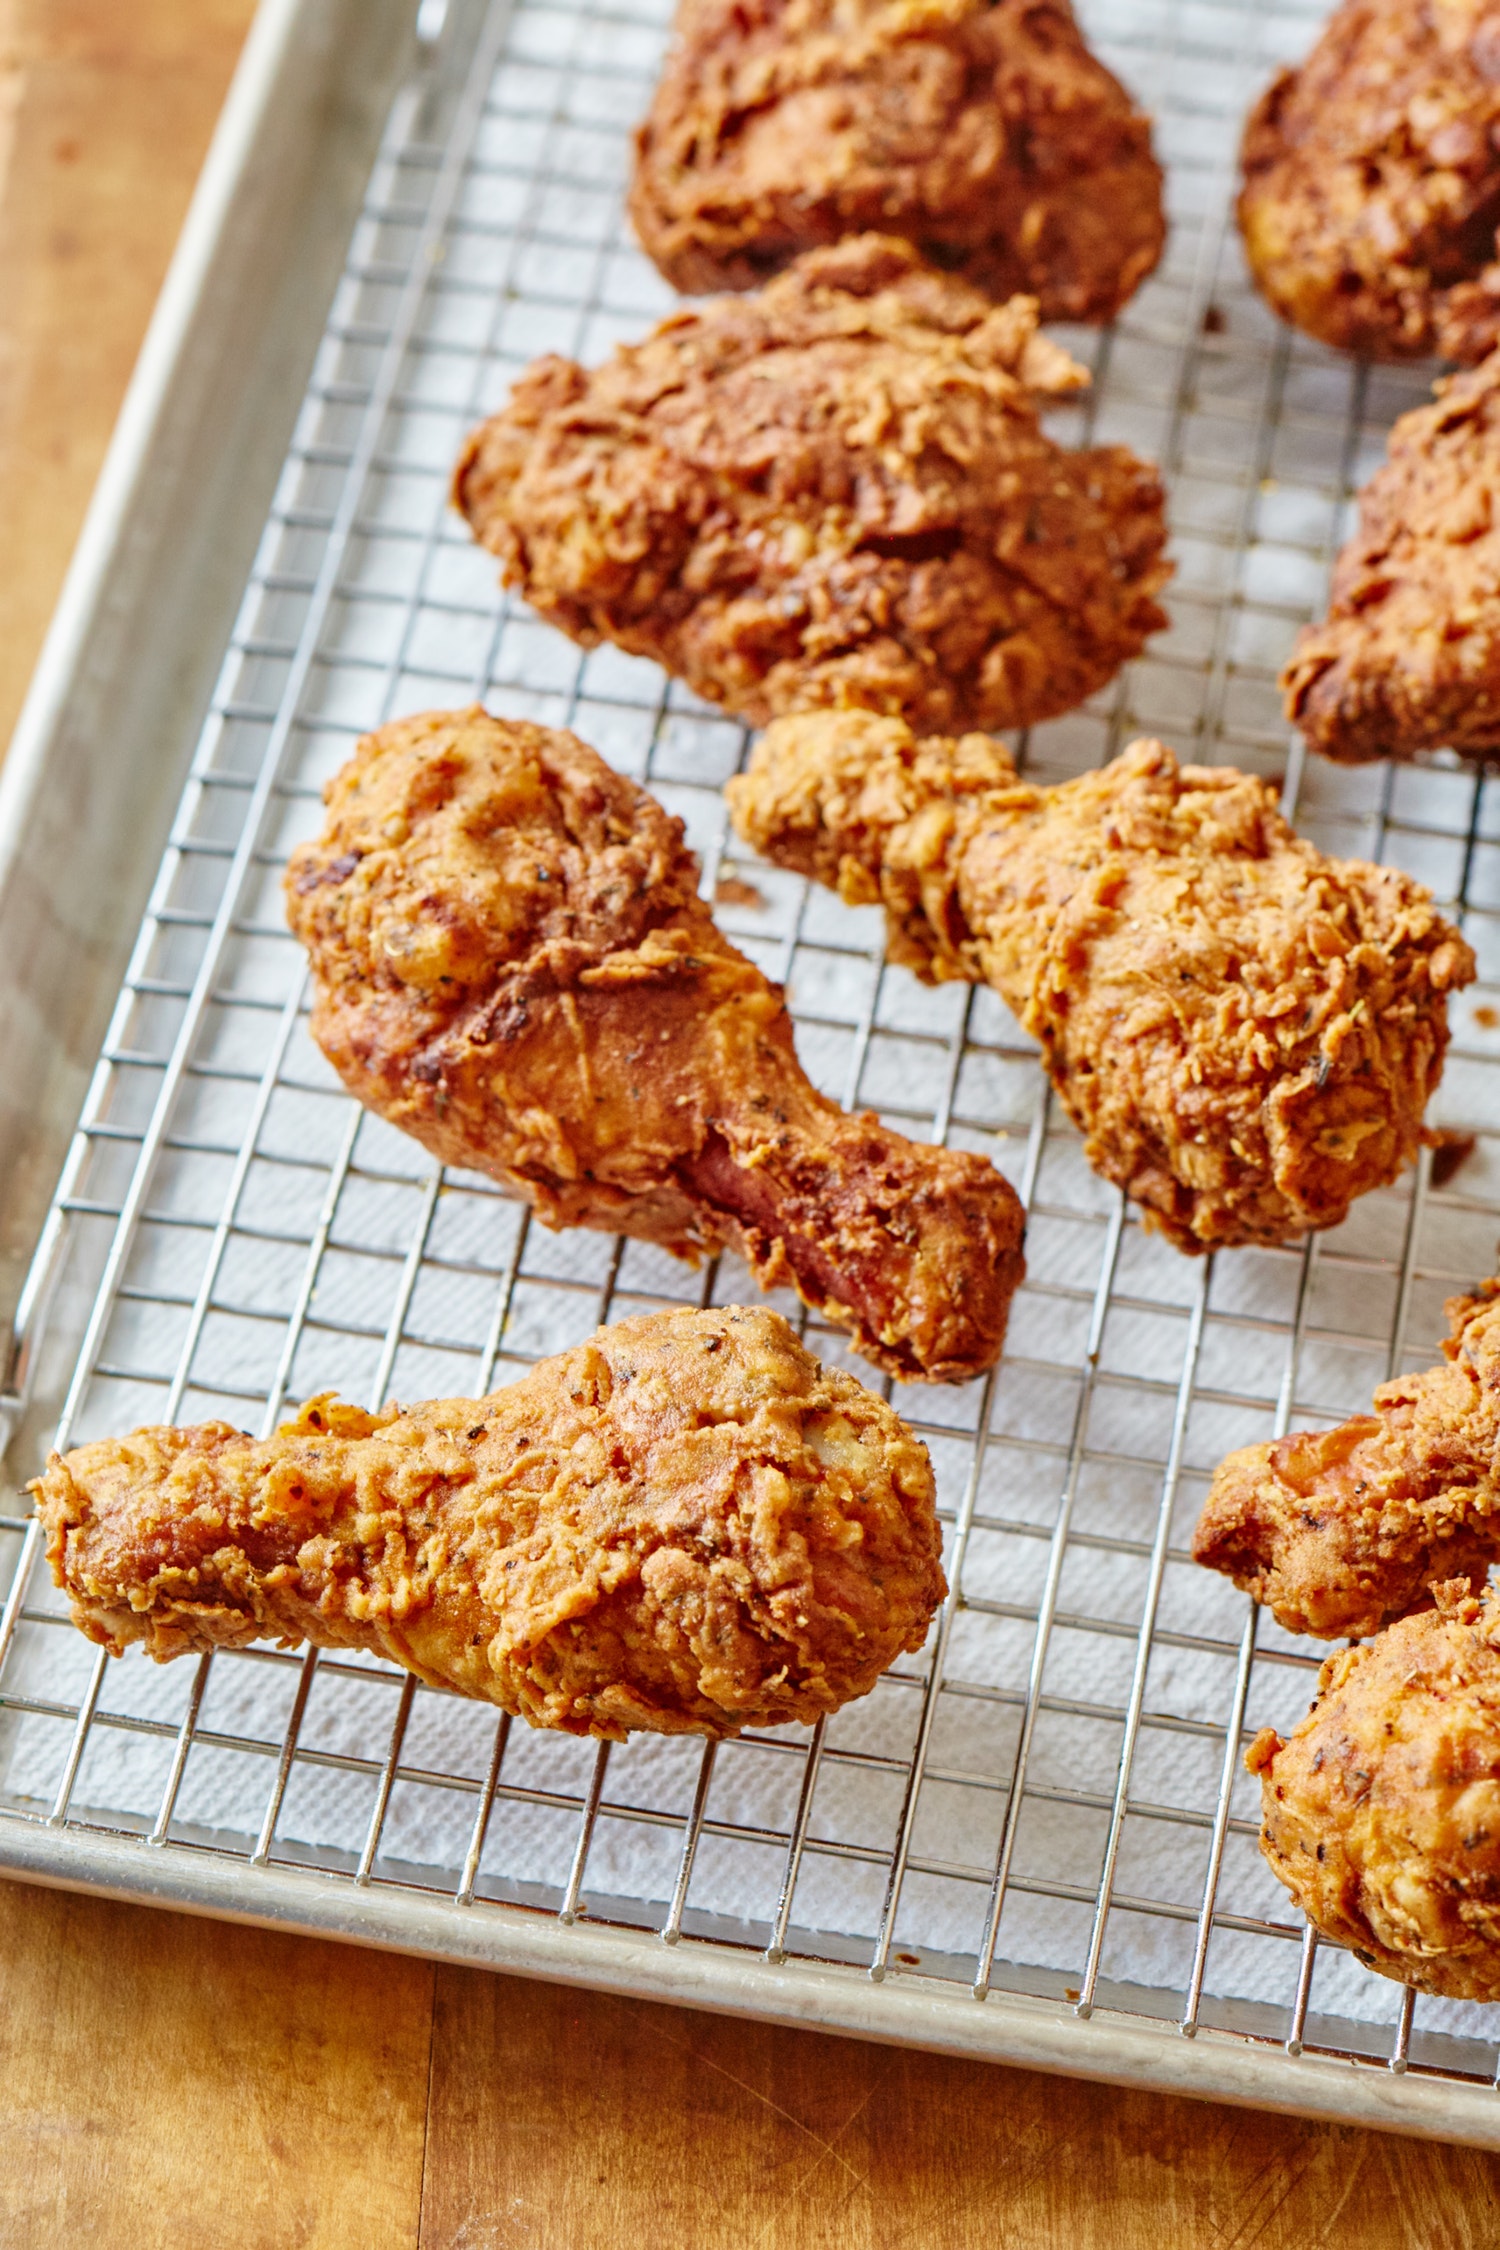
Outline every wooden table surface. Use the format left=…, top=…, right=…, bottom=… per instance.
left=3, top=5, right=1500, bottom=2243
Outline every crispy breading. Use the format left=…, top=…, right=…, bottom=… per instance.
left=726, top=711, right=1474, bottom=1252
left=284, top=708, right=1024, bottom=1385
left=1283, top=353, right=1500, bottom=764
left=32, top=1306, right=947, bottom=1741
left=1247, top=1585, right=1500, bottom=2001
left=629, top=0, right=1164, bottom=321
left=452, top=236, right=1169, bottom=737
left=1238, top=0, right=1500, bottom=364
left=1195, top=1288, right=1500, bottom=1640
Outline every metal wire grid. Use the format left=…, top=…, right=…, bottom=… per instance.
left=3, top=0, right=1500, bottom=2097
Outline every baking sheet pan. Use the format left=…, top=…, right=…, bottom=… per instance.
left=5, top=0, right=1500, bottom=2144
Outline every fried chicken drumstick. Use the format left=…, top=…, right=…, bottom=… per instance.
left=285, top=709, right=1024, bottom=1385
left=34, top=1306, right=947, bottom=1740
left=630, top=0, right=1164, bottom=323
left=1283, top=353, right=1500, bottom=765
left=726, top=712, right=1473, bottom=1253
left=453, top=236, right=1169, bottom=737
left=1239, top=0, right=1500, bottom=364
left=1195, top=1288, right=1500, bottom=1641
left=1247, top=1586, right=1500, bottom=2002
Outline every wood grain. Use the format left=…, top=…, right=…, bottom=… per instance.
left=0, top=0, right=253, bottom=757
left=5, top=4, right=1500, bottom=2246
left=0, top=1879, right=432, bottom=2248
left=418, top=1971, right=1500, bottom=2250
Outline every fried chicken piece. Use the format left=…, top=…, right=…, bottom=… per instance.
left=284, top=708, right=1024, bottom=1385
left=1239, top=0, right=1500, bottom=364
left=1247, top=1584, right=1500, bottom=2001
left=629, top=0, right=1164, bottom=323
left=453, top=235, right=1170, bottom=737
left=33, top=1305, right=947, bottom=1741
left=1195, top=1288, right=1500, bottom=1641
left=1283, top=353, right=1500, bottom=764
left=726, top=713, right=1474, bottom=1253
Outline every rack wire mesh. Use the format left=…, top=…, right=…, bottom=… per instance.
left=5, top=0, right=1500, bottom=2114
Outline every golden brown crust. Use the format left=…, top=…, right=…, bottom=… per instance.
left=1283, top=353, right=1500, bottom=763
left=284, top=707, right=1025, bottom=1385
left=629, top=0, right=1164, bottom=321
left=1239, top=0, right=1500, bottom=364
left=1195, top=1288, right=1500, bottom=1640
left=453, top=236, right=1170, bottom=736
left=32, top=1306, right=947, bottom=1741
left=1250, top=1585, right=1500, bottom=2001
left=727, top=712, right=1473, bottom=1252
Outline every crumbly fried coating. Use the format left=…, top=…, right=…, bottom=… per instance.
left=452, top=236, right=1169, bottom=736
left=1195, top=1288, right=1500, bottom=1640
left=1283, top=353, right=1500, bottom=764
left=33, top=1306, right=947, bottom=1741
left=629, top=0, right=1164, bottom=322
left=1239, top=0, right=1500, bottom=364
left=1247, top=1584, right=1500, bottom=2001
left=285, top=708, right=1024, bottom=1385
left=726, top=711, right=1474, bottom=1252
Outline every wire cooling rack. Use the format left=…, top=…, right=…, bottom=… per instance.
left=6, top=0, right=1500, bottom=2132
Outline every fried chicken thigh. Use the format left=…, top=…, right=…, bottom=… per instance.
left=285, top=709, right=1024, bottom=1385
left=34, top=1306, right=947, bottom=1740
left=453, top=236, right=1169, bottom=737
left=727, top=712, right=1473, bottom=1253
left=1195, top=1288, right=1500, bottom=1640
left=1239, top=0, right=1500, bottom=364
left=629, top=0, right=1164, bottom=322
left=1283, top=353, right=1500, bottom=764
left=1247, top=1585, right=1500, bottom=2001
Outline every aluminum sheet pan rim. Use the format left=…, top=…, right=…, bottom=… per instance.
left=1, top=1820, right=1494, bottom=2150
left=0, top=0, right=419, bottom=1357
